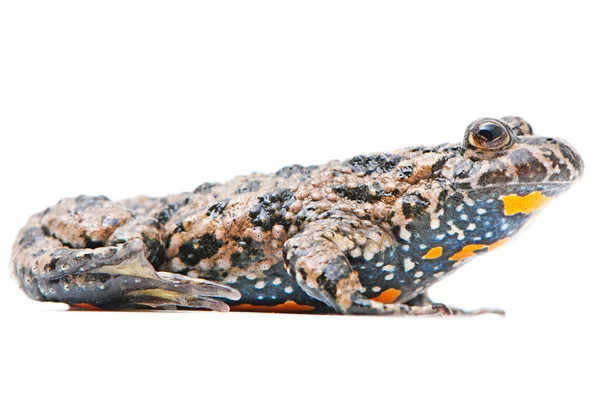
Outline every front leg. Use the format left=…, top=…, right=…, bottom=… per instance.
left=283, top=215, right=448, bottom=315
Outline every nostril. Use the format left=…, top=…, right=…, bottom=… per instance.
left=546, top=138, right=557, bottom=143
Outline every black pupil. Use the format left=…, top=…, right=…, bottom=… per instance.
left=477, top=123, right=504, bottom=141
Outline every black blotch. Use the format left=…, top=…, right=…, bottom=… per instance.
left=84, top=236, right=104, bottom=249
left=75, top=195, right=110, bottom=211
left=275, top=164, right=317, bottom=179
left=402, top=193, right=431, bottom=227
left=333, top=185, right=382, bottom=204
left=509, top=149, right=548, bottom=182
left=432, top=156, right=450, bottom=173
left=230, top=237, right=265, bottom=268
left=248, top=188, right=295, bottom=230
left=157, top=198, right=190, bottom=225
left=454, top=159, right=474, bottom=180
left=101, top=216, right=120, bottom=227
left=237, top=180, right=261, bottom=194
left=343, top=154, right=403, bottom=175
left=558, top=143, right=583, bottom=172
left=207, top=199, right=230, bottom=217
left=201, top=269, right=226, bottom=282
left=391, top=226, right=401, bottom=240
left=478, top=160, right=513, bottom=186
left=18, top=227, right=45, bottom=248
left=398, top=165, right=414, bottom=179
left=178, top=233, right=223, bottom=266
left=142, top=234, right=166, bottom=269
left=194, top=182, right=217, bottom=194
left=317, top=256, right=350, bottom=297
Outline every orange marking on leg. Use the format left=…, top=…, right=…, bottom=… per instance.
left=370, top=288, right=402, bottom=304
left=230, top=301, right=315, bottom=313
left=501, top=192, right=552, bottom=216
left=449, top=244, right=487, bottom=261
left=422, top=246, right=443, bottom=260
left=488, top=237, right=510, bottom=251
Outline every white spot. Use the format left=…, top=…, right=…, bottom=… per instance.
left=436, top=234, right=446, bottom=240
left=414, top=279, right=421, bottom=284
left=372, top=286, right=381, bottom=293
left=485, top=232, right=493, bottom=238
left=447, top=221, right=465, bottom=240
left=467, top=223, right=476, bottom=231
left=385, top=274, right=394, bottom=280
left=402, top=245, right=410, bottom=251
left=258, top=295, right=264, bottom=300
left=376, top=262, right=384, bottom=267
left=473, top=237, right=482, bottom=241
left=501, top=223, right=510, bottom=231
left=460, top=214, right=469, bottom=221
left=419, top=244, right=427, bottom=250
left=477, top=208, right=487, bottom=215
left=400, top=226, right=411, bottom=241
left=350, top=248, right=362, bottom=258
left=456, top=204, right=464, bottom=212
left=284, top=286, right=293, bottom=294
left=434, top=271, right=445, bottom=278
left=404, top=258, right=415, bottom=272
left=255, top=281, right=266, bottom=289
left=382, top=264, right=395, bottom=272
left=414, top=271, right=424, bottom=278
left=487, top=199, right=494, bottom=203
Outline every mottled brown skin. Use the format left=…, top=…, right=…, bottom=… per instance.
left=10, top=117, right=584, bottom=314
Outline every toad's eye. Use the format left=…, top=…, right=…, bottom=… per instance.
left=465, top=118, right=514, bottom=152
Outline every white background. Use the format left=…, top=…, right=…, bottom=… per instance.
left=1, top=1, right=598, bottom=400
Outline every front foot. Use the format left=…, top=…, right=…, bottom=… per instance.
left=406, top=293, right=505, bottom=317
left=447, top=306, right=506, bottom=317
left=349, top=297, right=452, bottom=316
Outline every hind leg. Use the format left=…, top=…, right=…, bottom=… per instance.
left=11, top=196, right=240, bottom=311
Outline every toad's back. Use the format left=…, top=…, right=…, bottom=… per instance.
left=10, top=116, right=583, bottom=315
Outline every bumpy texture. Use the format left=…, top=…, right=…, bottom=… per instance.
left=10, top=117, right=584, bottom=315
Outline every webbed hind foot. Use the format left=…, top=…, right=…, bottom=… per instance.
left=19, top=238, right=240, bottom=311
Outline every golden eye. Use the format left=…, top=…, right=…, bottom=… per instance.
left=465, top=119, right=513, bottom=151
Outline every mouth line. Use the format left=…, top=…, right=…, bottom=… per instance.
left=468, top=181, right=574, bottom=190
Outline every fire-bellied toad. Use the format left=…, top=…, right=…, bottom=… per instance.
left=10, top=117, right=584, bottom=315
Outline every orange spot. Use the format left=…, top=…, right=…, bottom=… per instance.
left=423, top=246, right=443, bottom=260
left=488, top=237, right=510, bottom=251
left=70, top=303, right=103, bottom=311
left=501, top=192, right=552, bottom=216
left=370, top=288, right=402, bottom=304
left=230, top=300, right=315, bottom=313
left=449, top=244, right=487, bottom=261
